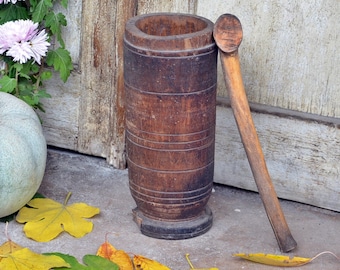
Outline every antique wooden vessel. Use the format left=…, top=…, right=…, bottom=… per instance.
left=124, top=13, right=217, bottom=239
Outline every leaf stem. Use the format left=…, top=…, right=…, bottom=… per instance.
left=34, top=61, right=44, bottom=93
left=63, top=192, right=72, bottom=205
left=5, top=222, right=10, bottom=241
left=310, top=251, right=340, bottom=263
left=186, top=254, right=195, bottom=269
left=15, top=69, right=19, bottom=97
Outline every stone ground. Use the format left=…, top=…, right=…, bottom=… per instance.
left=3, top=148, right=340, bottom=269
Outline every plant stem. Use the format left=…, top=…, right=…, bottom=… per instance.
left=63, top=192, right=72, bottom=205
left=15, top=69, right=19, bottom=97
left=185, top=254, right=195, bottom=269
left=34, top=63, right=44, bottom=93
left=311, top=251, right=340, bottom=263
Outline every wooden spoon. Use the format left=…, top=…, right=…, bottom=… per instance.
left=213, top=13, right=297, bottom=252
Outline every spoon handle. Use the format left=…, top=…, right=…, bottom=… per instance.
left=214, top=14, right=297, bottom=252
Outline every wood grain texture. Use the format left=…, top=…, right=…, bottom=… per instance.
left=137, top=0, right=195, bottom=14
left=39, top=0, right=340, bottom=203
left=78, top=0, right=137, bottom=168
left=78, top=1, right=117, bottom=159
left=107, top=0, right=137, bottom=168
left=38, top=72, right=81, bottom=150
left=53, top=0, right=82, bottom=64
left=215, top=105, right=340, bottom=211
left=215, top=14, right=296, bottom=250
left=197, top=0, right=340, bottom=118
left=39, top=1, right=82, bottom=150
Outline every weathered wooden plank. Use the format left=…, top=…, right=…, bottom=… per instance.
left=53, top=0, right=82, bottom=64
left=106, top=0, right=138, bottom=168
left=197, top=0, right=340, bottom=118
left=137, top=0, right=195, bottom=14
left=215, top=104, right=340, bottom=211
left=38, top=72, right=81, bottom=150
left=39, top=1, right=82, bottom=151
left=78, top=1, right=137, bottom=168
left=40, top=1, right=136, bottom=168
left=78, top=1, right=118, bottom=158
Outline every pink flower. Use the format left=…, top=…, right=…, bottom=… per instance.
left=0, top=19, right=50, bottom=64
left=0, top=20, right=38, bottom=53
left=28, top=29, right=50, bottom=64
left=6, top=41, right=33, bottom=64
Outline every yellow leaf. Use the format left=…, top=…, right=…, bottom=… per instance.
left=233, top=253, right=311, bottom=267
left=96, top=241, right=133, bottom=270
left=0, top=247, right=70, bottom=270
left=133, top=255, right=171, bottom=270
left=0, top=240, right=24, bottom=259
left=16, top=192, right=100, bottom=242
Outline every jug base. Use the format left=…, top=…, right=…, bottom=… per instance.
left=132, top=206, right=213, bottom=240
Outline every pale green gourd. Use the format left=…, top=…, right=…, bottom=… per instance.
left=0, top=92, right=47, bottom=218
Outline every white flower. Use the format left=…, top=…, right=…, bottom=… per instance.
left=0, top=0, right=24, bottom=4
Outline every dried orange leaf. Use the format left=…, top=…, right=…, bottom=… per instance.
left=96, top=241, right=117, bottom=259
left=233, top=253, right=311, bottom=267
left=16, top=192, right=100, bottom=242
left=110, top=250, right=133, bottom=270
left=133, top=254, right=171, bottom=270
left=0, top=247, right=70, bottom=269
left=96, top=241, right=133, bottom=270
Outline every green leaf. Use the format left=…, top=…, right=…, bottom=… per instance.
left=18, top=73, right=31, bottom=80
left=21, top=94, right=39, bottom=107
left=19, top=88, right=51, bottom=109
left=16, top=64, right=32, bottom=80
left=45, top=11, right=67, bottom=33
left=31, top=0, right=53, bottom=23
left=36, top=89, right=52, bottom=99
left=45, top=253, right=119, bottom=270
left=0, top=4, right=28, bottom=24
left=12, top=62, right=24, bottom=72
left=46, top=48, right=73, bottom=82
left=41, top=70, right=53, bottom=81
left=45, top=11, right=67, bottom=47
left=18, top=79, right=34, bottom=92
left=83, top=255, right=120, bottom=270
left=60, top=0, right=68, bottom=9
left=0, top=76, right=17, bottom=93
left=29, top=0, right=38, bottom=7
left=32, top=192, right=46, bottom=199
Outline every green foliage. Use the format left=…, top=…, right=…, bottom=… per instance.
left=46, top=48, right=72, bottom=82
left=0, top=0, right=73, bottom=111
left=45, top=253, right=120, bottom=270
left=45, top=11, right=67, bottom=47
left=0, top=76, right=16, bottom=93
left=0, top=4, right=28, bottom=23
